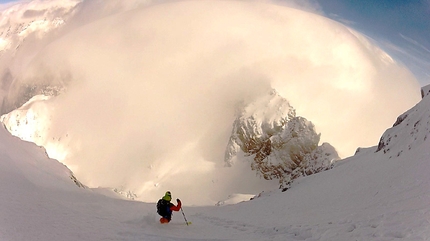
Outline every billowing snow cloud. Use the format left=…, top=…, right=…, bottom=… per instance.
left=0, top=0, right=421, bottom=204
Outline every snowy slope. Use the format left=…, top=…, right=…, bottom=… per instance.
left=1, top=89, right=430, bottom=240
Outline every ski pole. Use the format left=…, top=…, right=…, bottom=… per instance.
left=180, top=207, right=189, bottom=226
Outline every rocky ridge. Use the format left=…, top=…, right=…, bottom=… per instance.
left=225, top=90, right=339, bottom=190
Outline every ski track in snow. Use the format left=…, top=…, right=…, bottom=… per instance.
left=3, top=182, right=430, bottom=241
left=2, top=154, right=430, bottom=241
left=191, top=209, right=430, bottom=241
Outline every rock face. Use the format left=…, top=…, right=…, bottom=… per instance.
left=225, top=90, right=339, bottom=190
left=376, top=84, right=430, bottom=158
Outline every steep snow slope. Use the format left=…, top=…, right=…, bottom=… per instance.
left=0, top=123, right=163, bottom=241
left=2, top=87, right=430, bottom=240
left=376, top=85, right=430, bottom=157
left=204, top=144, right=430, bottom=240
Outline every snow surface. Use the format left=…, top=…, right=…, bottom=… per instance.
left=2, top=87, right=430, bottom=240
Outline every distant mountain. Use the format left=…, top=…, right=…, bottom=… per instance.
left=225, top=90, right=339, bottom=190
left=0, top=0, right=80, bottom=114
left=0, top=0, right=149, bottom=114
left=0, top=1, right=77, bottom=53
left=375, top=84, right=430, bottom=158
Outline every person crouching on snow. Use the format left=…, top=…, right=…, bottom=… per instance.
left=156, top=191, right=182, bottom=223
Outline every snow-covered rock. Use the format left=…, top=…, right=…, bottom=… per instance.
left=421, top=84, right=430, bottom=98
left=225, top=90, right=339, bottom=189
left=224, top=89, right=296, bottom=167
left=0, top=0, right=79, bottom=53
left=376, top=84, right=430, bottom=158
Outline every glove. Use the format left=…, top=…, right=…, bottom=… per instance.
left=176, top=198, right=181, bottom=203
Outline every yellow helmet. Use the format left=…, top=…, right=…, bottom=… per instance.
left=163, top=191, right=172, bottom=201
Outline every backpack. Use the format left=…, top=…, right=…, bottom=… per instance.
left=156, top=199, right=169, bottom=216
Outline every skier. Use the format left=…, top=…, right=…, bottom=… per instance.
left=156, top=191, right=182, bottom=223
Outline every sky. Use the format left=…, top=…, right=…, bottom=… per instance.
left=316, top=0, right=430, bottom=85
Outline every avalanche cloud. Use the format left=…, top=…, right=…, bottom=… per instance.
left=0, top=0, right=421, bottom=204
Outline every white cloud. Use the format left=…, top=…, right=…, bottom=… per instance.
left=272, top=0, right=324, bottom=14
left=399, top=33, right=430, bottom=55
left=0, top=0, right=421, bottom=204
left=377, top=36, right=430, bottom=85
